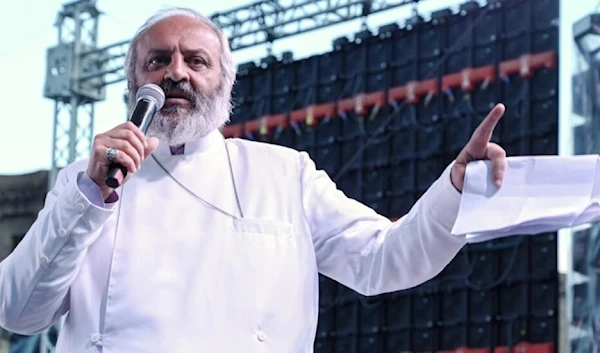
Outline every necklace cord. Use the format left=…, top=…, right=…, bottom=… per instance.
left=150, top=139, right=244, bottom=219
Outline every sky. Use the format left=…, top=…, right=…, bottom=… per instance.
left=0, top=0, right=598, bottom=273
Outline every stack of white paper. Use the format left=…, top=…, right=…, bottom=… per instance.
left=451, top=154, right=600, bottom=243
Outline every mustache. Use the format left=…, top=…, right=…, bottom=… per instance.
left=159, top=80, right=197, bottom=102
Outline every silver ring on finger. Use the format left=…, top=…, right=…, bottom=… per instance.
left=105, top=148, right=119, bottom=162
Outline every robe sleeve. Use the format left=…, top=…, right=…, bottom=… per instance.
left=77, top=172, right=119, bottom=207
left=0, top=166, right=115, bottom=334
left=299, top=151, right=467, bottom=296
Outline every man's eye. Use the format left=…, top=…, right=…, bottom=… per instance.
left=149, top=57, right=170, bottom=66
left=189, top=57, right=206, bottom=66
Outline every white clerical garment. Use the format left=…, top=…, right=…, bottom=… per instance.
left=0, top=129, right=466, bottom=352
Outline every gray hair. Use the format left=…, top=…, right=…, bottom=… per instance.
left=124, top=7, right=237, bottom=103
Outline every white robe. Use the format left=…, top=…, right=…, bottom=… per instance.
left=0, top=129, right=466, bottom=352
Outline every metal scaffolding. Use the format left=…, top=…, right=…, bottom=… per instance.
left=44, top=0, right=105, bottom=189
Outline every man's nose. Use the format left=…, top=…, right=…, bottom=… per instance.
left=164, top=56, right=190, bottom=82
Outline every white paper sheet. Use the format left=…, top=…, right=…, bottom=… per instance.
left=451, top=154, right=600, bottom=242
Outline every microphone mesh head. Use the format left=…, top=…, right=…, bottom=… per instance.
left=136, top=84, right=166, bottom=109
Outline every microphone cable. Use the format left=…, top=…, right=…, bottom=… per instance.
left=318, top=2, right=499, bottom=315
left=332, top=2, right=496, bottom=183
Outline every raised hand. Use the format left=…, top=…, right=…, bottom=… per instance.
left=451, top=103, right=507, bottom=192
left=86, top=121, right=159, bottom=199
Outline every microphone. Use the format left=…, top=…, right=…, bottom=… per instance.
left=105, top=83, right=166, bottom=188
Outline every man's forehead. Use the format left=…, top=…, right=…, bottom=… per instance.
left=137, top=15, right=221, bottom=54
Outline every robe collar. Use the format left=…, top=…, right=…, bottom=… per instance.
left=153, top=129, right=224, bottom=156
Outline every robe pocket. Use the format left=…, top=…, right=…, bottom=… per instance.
left=232, top=218, right=294, bottom=239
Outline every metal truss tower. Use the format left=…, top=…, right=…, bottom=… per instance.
left=568, top=12, right=600, bottom=353
left=44, top=0, right=420, bottom=190
left=44, top=0, right=106, bottom=189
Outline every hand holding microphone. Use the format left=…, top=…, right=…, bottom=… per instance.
left=85, top=84, right=165, bottom=199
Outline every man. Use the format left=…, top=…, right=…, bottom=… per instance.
left=0, top=7, right=507, bottom=353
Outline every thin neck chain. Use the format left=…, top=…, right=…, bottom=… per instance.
left=150, top=140, right=244, bottom=220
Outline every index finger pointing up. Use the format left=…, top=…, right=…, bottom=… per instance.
left=470, top=103, right=505, bottom=146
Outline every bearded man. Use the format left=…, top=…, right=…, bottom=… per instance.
left=0, top=7, right=508, bottom=353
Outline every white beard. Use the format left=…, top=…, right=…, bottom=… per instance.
left=131, top=84, right=231, bottom=146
